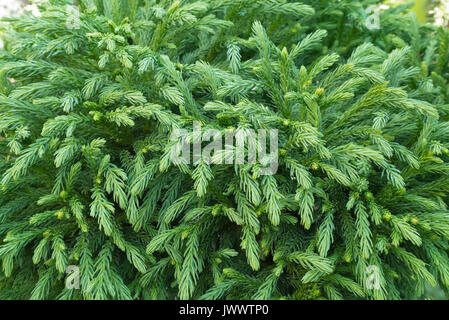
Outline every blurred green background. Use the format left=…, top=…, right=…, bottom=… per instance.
left=388, top=0, right=430, bottom=22
left=411, top=0, right=429, bottom=22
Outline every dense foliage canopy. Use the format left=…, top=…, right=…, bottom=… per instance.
left=1, top=0, right=449, bottom=300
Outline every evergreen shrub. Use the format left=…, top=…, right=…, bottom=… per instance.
left=0, top=0, right=449, bottom=300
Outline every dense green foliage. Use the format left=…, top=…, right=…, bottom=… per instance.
left=1, top=0, right=449, bottom=300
